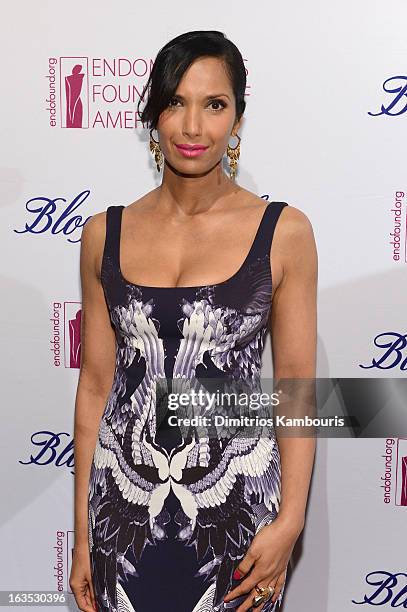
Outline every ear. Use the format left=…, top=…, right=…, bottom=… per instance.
left=232, top=115, right=243, bottom=136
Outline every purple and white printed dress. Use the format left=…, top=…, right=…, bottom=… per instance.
left=88, top=201, right=289, bottom=612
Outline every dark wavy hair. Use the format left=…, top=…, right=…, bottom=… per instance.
left=137, top=30, right=246, bottom=130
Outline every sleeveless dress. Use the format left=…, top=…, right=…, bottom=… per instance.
left=88, top=201, right=289, bottom=612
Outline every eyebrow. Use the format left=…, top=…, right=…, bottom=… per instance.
left=173, top=93, right=231, bottom=101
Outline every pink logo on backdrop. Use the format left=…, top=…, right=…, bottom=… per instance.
left=67, top=530, right=75, bottom=593
left=60, top=57, right=89, bottom=128
left=65, top=65, right=84, bottom=127
left=50, top=301, right=82, bottom=368
left=395, top=438, right=407, bottom=506
left=66, top=303, right=81, bottom=368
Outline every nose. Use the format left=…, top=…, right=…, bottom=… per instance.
left=182, top=104, right=202, bottom=139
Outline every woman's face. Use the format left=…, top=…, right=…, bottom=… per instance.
left=156, top=56, right=242, bottom=177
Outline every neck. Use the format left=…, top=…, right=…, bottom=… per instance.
left=156, top=158, right=240, bottom=216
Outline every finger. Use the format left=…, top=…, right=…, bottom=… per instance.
left=270, top=570, right=287, bottom=605
left=84, top=588, right=96, bottom=612
left=236, top=573, right=284, bottom=612
left=236, top=583, right=271, bottom=612
left=236, top=588, right=259, bottom=612
left=73, top=584, right=96, bottom=612
left=224, top=568, right=266, bottom=603
left=232, top=550, right=257, bottom=581
left=86, top=573, right=97, bottom=611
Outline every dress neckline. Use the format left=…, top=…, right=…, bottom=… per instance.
left=116, top=202, right=272, bottom=291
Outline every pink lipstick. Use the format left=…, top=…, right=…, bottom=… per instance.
left=175, top=144, right=208, bottom=158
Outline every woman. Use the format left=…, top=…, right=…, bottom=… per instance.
left=70, top=30, right=317, bottom=612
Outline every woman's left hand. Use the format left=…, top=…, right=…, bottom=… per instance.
left=222, top=515, right=303, bottom=611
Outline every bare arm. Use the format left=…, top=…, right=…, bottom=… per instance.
left=73, top=212, right=116, bottom=549
left=270, top=205, right=318, bottom=533
left=223, top=205, right=319, bottom=607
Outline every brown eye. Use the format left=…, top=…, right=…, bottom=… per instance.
left=208, top=99, right=226, bottom=111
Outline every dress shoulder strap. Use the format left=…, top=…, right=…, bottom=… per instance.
left=101, top=205, right=124, bottom=276
left=249, top=201, right=288, bottom=262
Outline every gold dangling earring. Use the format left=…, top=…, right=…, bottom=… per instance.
left=149, top=128, right=164, bottom=172
left=226, top=132, right=241, bottom=181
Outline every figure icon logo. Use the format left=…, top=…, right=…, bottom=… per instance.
left=64, top=302, right=81, bottom=368
left=60, top=57, right=89, bottom=128
left=395, top=438, right=407, bottom=506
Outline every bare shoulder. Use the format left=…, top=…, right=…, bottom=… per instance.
left=273, top=203, right=318, bottom=274
left=271, top=204, right=315, bottom=251
left=80, top=209, right=108, bottom=279
left=81, top=210, right=108, bottom=251
left=81, top=209, right=107, bottom=239
left=275, top=203, right=315, bottom=242
left=238, top=189, right=316, bottom=253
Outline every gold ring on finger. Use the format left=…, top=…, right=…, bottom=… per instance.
left=255, top=584, right=274, bottom=596
left=252, top=585, right=274, bottom=607
left=252, top=593, right=267, bottom=607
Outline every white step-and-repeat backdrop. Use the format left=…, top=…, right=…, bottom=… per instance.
left=1, top=1, right=405, bottom=610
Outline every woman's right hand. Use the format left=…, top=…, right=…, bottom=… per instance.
left=69, top=544, right=97, bottom=612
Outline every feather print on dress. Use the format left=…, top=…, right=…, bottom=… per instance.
left=88, top=201, right=288, bottom=611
